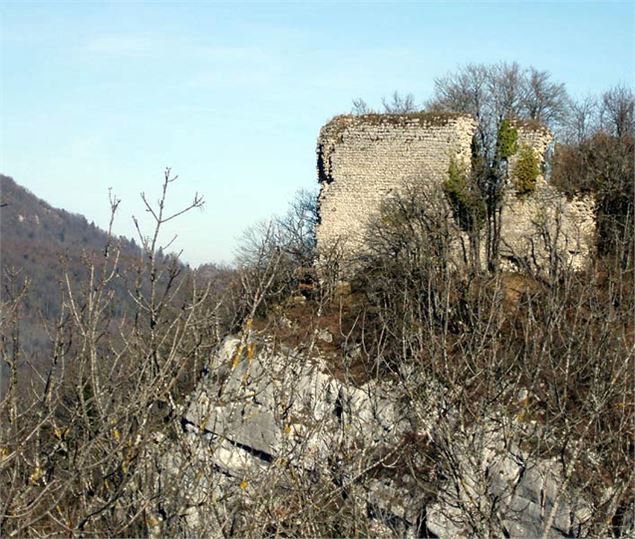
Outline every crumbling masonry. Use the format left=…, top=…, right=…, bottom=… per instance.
left=316, top=113, right=595, bottom=272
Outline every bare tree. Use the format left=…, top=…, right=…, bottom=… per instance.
left=599, top=84, right=634, bottom=138
left=352, top=92, right=418, bottom=115
left=428, top=62, right=569, bottom=157
left=0, top=170, right=221, bottom=537
left=426, top=63, right=571, bottom=272
left=232, top=188, right=319, bottom=322
left=382, top=91, right=417, bottom=113
left=490, top=61, right=524, bottom=120
left=428, top=63, right=491, bottom=146
left=276, top=187, right=318, bottom=268
left=562, top=95, right=599, bottom=144
left=520, top=66, right=569, bottom=125
left=351, top=97, right=373, bottom=115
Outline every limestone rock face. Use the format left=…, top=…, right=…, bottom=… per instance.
left=147, top=336, right=596, bottom=539
left=184, top=336, right=407, bottom=465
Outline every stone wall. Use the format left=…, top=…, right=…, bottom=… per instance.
left=316, top=113, right=477, bottom=255
left=499, top=190, right=595, bottom=272
left=501, top=120, right=595, bottom=271
left=316, top=114, right=596, bottom=273
left=507, top=119, right=553, bottom=174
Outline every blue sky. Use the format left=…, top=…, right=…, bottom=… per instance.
left=2, top=1, right=633, bottom=266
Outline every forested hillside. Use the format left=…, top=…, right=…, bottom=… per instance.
left=0, top=175, right=143, bottom=367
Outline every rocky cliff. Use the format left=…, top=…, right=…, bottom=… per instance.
left=145, top=334, right=598, bottom=538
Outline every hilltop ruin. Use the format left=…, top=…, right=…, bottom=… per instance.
left=316, top=113, right=595, bottom=273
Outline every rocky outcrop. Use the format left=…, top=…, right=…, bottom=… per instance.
left=145, top=335, right=596, bottom=538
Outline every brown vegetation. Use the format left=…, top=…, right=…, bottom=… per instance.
left=1, top=72, right=633, bottom=538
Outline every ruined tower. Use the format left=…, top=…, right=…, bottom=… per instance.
left=315, top=113, right=595, bottom=274
left=316, top=112, right=476, bottom=255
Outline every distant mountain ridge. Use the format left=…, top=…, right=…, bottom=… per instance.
left=0, top=174, right=144, bottom=364
left=0, top=174, right=142, bottom=259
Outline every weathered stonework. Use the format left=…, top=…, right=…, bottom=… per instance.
left=500, top=188, right=595, bottom=272
left=507, top=119, right=553, bottom=174
left=316, top=114, right=596, bottom=273
left=316, top=113, right=477, bottom=255
left=501, top=120, right=595, bottom=271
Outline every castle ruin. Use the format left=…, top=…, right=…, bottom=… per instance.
left=316, top=113, right=595, bottom=273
